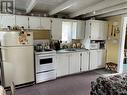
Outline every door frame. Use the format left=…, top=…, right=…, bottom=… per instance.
left=117, top=15, right=127, bottom=73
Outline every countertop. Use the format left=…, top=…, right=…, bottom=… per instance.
left=56, top=48, right=89, bottom=54
left=34, top=48, right=105, bottom=54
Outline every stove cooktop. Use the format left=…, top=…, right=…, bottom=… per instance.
left=35, top=49, right=56, bottom=55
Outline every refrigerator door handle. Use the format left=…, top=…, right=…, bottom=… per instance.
left=0, top=47, right=5, bottom=86
left=0, top=47, right=8, bottom=62
left=0, top=47, right=8, bottom=49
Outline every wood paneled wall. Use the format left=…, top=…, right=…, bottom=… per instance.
left=33, top=30, right=51, bottom=40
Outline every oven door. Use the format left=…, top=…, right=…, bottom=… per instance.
left=35, top=54, right=55, bottom=73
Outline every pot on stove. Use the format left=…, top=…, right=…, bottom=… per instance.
left=35, top=44, right=43, bottom=52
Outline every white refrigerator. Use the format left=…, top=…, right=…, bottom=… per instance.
left=0, top=31, right=34, bottom=87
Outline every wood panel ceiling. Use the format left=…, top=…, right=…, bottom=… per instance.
left=14, top=0, right=127, bottom=18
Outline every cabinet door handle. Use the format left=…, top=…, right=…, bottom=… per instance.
left=80, top=67, right=82, bottom=71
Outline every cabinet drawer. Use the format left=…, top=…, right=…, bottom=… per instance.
left=36, top=71, right=56, bottom=83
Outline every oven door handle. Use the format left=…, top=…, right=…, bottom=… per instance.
left=37, top=54, right=55, bottom=57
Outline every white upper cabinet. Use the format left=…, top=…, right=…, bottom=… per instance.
left=16, top=16, right=51, bottom=30
left=16, top=15, right=29, bottom=29
left=99, top=21, right=107, bottom=40
left=0, top=14, right=15, bottom=28
left=90, top=21, right=100, bottom=40
left=85, top=20, right=107, bottom=40
left=28, top=16, right=41, bottom=29
left=51, top=18, right=62, bottom=40
left=72, top=20, right=85, bottom=39
left=77, top=21, right=85, bottom=39
left=41, top=17, right=51, bottom=30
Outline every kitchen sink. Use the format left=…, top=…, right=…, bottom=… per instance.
left=65, top=48, right=77, bottom=51
left=44, top=49, right=53, bottom=51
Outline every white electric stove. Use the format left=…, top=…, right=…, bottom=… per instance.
left=35, top=50, right=56, bottom=83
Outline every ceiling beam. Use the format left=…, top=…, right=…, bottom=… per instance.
left=49, top=0, right=77, bottom=15
left=70, top=0, right=127, bottom=18
left=85, top=2, right=127, bottom=17
left=26, top=0, right=38, bottom=13
left=97, top=9, right=127, bottom=18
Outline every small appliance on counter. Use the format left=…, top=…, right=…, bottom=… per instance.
left=84, top=40, right=106, bottom=50
left=54, top=41, right=61, bottom=50
left=90, top=42, right=100, bottom=50
left=99, top=41, right=105, bottom=49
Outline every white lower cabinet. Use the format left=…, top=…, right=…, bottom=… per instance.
left=55, top=51, right=90, bottom=77
left=69, top=52, right=81, bottom=74
left=81, top=51, right=89, bottom=71
left=90, top=50, right=106, bottom=70
left=55, top=54, right=69, bottom=77
left=97, top=50, right=106, bottom=68
left=55, top=52, right=81, bottom=77
left=90, top=50, right=98, bottom=70
left=55, top=50, right=105, bottom=77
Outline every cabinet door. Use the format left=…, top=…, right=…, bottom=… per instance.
left=85, top=21, right=91, bottom=39
left=55, top=54, right=69, bottom=77
left=90, top=21, right=100, bottom=40
left=69, top=52, right=81, bottom=74
left=90, top=50, right=98, bottom=70
left=51, top=18, right=62, bottom=40
left=16, top=15, right=28, bottom=29
left=97, top=50, right=106, bottom=68
left=90, top=50, right=106, bottom=70
left=77, top=21, right=85, bottom=39
left=81, top=51, right=89, bottom=71
left=41, top=17, right=51, bottom=30
left=29, top=16, right=41, bottom=29
left=0, top=14, right=15, bottom=28
left=103, top=22, right=108, bottom=40
left=99, top=21, right=107, bottom=40
left=102, top=22, right=107, bottom=40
